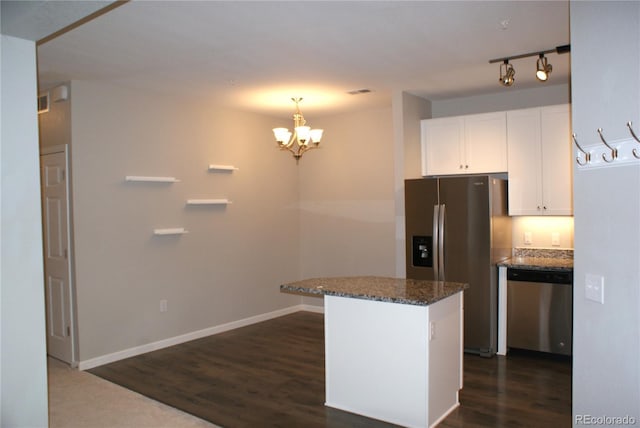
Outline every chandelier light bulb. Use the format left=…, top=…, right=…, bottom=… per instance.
left=309, top=129, right=324, bottom=144
left=273, top=128, right=291, bottom=145
left=295, top=126, right=311, bottom=145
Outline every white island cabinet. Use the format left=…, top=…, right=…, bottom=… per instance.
left=281, top=276, right=466, bottom=428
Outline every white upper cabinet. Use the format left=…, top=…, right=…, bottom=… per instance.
left=421, top=116, right=463, bottom=176
left=507, top=104, right=572, bottom=215
left=421, top=111, right=507, bottom=176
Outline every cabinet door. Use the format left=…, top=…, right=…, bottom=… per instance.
left=541, top=104, right=572, bottom=215
left=421, top=117, right=464, bottom=176
left=464, top=112, right=508, bottom=174
left=507, top=108, right=543, bottom=215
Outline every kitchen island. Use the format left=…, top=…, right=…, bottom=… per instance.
left=281, top=276, right=467, bottom=428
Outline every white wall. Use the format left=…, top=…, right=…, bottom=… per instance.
left=39, top=82, right=71, bottom=148
left=393, top=91, right=431, bottom=277
left=298, top=106, right=397, bottom=305
left=571, top=1, right=640, bottom=423
left=0, top=35, right=49, bottom=427
left=431, top=83, right=571, bottom=118
left=69, top=80, right=302, bottom=362
left=399, top=92, right=431, bottom=180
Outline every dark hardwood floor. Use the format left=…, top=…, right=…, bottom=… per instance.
left=89, top=311, right=571, bottom=427
left=440, top=349, right=571, bottom=427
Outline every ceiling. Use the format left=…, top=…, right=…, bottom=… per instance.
left=1, top=0, right=114, bottom=42
left=32, top=0, right=571, bottom=118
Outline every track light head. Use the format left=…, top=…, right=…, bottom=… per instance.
left=500, top=60, right=515, bottom=87
left=536, top=54, right=552, bottom=82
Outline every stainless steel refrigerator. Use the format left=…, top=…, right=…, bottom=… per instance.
left=404, top=175, right=511, bottom=357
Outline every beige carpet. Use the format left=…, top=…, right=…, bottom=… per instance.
left=48, top=358, right=220, bottom=428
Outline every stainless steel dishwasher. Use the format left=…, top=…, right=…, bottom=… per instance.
left=507, top=268, right=573, bottom=356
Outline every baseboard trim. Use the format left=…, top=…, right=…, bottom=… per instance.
left=78, top=304, right=324, bottom=370
left=300, top=303, right=324, bottom=313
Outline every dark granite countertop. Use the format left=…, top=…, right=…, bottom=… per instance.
left=498, top=256, right=573, bottom=271
left=498, top=257, right=573, bottom=271
left=280, top=276, right=468, bottom=306
left=497, top=247, right=574, bottom=272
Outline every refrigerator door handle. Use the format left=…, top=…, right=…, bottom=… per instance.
left=438, top=204, right=446, bottom=281
left=432, top=204, right=440, bottom=280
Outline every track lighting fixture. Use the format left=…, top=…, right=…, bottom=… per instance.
left=500, top=60, right=515, bottom=86
left=536, top=54, right=552, bottom=81
left=489, top=44, right=570, bottom=87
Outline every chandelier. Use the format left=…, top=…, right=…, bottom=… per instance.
left=272, top=97, right=324, bottom=162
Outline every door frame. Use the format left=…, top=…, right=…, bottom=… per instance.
left=40, top=144, right=78, bottom=367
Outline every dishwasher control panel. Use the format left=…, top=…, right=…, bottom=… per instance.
left=507, top=268, right=573, bottom=285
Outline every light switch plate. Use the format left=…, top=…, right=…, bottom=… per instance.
left=585, top=273, right=605, bottom=304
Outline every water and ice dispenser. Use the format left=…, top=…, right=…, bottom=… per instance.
left=412, top=236, right=433, bottom=268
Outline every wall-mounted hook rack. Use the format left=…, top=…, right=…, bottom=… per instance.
left=597, top=128, right=618, bottom=163
left=626, top=121, right=640, bottom=159
left=572, top=133, right=591, bottom=166
left=572, top=123, right=640, bottom=169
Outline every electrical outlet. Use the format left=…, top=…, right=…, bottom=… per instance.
left=551, top=232, right=560, bottom=246
left=585, top=274, right=604, bottom=304
left=160, top=299, right=168, bottom=312
left=524, top=231, right=532, bottom=245
left=429, top=321, right=436, bottom=341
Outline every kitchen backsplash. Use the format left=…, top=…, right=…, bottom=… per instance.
left=511, top=216, right=574, bottom=249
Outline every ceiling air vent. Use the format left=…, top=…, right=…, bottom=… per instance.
left=37, top=92, right=49, bottom=114
left=347, top=88, right=372, bottom=95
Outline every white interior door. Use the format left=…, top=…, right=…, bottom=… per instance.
left=40, top=146, right=76, bottom=364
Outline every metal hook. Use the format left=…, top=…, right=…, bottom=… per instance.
left=626, top=121, right=640, bottom=159
left=572, top=133, right=591, bottom=166
left=597, top=128, right=617, bottom=163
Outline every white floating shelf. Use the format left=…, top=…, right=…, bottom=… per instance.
left=125, top=176, right=180, bottom=183
left=208, top=164, right=238, bottom=171
left=153, top=228, right=188, bottom=236
left=186, top=199, right=231, bottom=205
